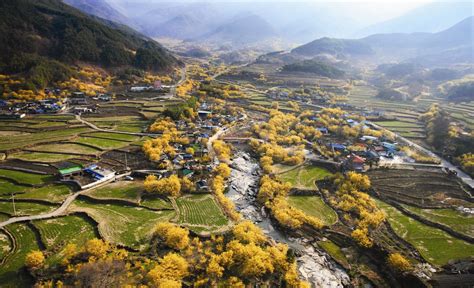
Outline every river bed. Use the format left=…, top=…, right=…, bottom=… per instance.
left=228, top=151, right=350, bottom=287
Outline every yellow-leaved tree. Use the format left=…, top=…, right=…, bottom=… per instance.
left=25, top=250, right=45, bottom=269
left=144, top=174, right=182, bottom=197
left=154, top=222, right=190, bottom=250
left=148, top=253, right=189, bottom=287
left=214, top=163, right=231, bottom=179
left=85, top=238, right=109, bottom=258
left=387, top=253, right=411, bottom=272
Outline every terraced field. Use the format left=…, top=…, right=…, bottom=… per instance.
left=0, top=127, right=92, bottom=151
left=0, top=184, right=71, bottom=203
left=33, top=215, right=97, bottom=264
left=376, top=199, right=474, bottom=266
left=86, top=181, right=141, bottom=201
left=402, top=205, right=474, bottom=238
left=349, top=85, right=474, bottom=134
left=141, top=197, right=173, bottom=210
left=0, top=169, right=53, bottom=186
left=74, top=136, right=131, bottom=150
left=368, top=169, right=469, bottom=207
left=68, top=199, right=174, bottom=249
left=288, top=195, right=338, bottom=225
left=0, top=231, right=11, bottom=261
left=277, top=165, right=332, bottom=189
left=176, top=194, right=229, bottom=232
left=373, top=120, right=425, bottom=138
left=0, top=223, right=38, bottom=287
left=30, top=143, right=100, bottom=155
left=0, top=201, right=58, bottom=216
left=8, top=151, right=78, bottom=163
left=81, top=132, right=140, bottom=142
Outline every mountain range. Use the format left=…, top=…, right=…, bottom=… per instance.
left=66, top=1, right=473, bottom=53
left=357, top=1, right=474, bottom=37
left=292, top=16, right=474, bottom=66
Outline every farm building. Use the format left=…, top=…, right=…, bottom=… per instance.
left=69, top=92, right=87, bottom=105
left=57, top=162, right=83, bottom=180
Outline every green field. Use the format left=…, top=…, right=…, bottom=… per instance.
left=374, top=121, right=422, bottom=128
left=8, top=151, right=78, bottom=163
left=288, top=195, right=338, bottom=225
left=0, top=223, right=38, bottom=287
left=86, top=181, right=141, bottom=201
left=376, top=199, right=474, bottom=266
left=29, top=121, right=68, bottom=129
left=402, top=205, right=474, bottom=238
left=0, top=201, right=58, bottom=216
left=75, top=137, right=130, bottom=150
left=0, top=169, right=53, bottom=186
left=0, top=184, right=71, bottom=203
left=69, top=199, right=174, bottom=248
left=116, top=121, right=148, bottom=133
left=30, top=143, right=100, bottom=155
left=81, top=132, right=139, bottom=142
left=277, top=165, right=332, bottom=189
left=176, top=194, right=229, bottom=232
left=0, top=180, right=24, bottom=194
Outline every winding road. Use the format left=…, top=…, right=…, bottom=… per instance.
left=0, top=173, right=130, bottom=228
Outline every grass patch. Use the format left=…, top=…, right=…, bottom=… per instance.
left=176, top=194, right=229, bottom=231
left=288, top=195, right=338, bottom=225
left=402, top=205, right=474, bottom=238
left=0, top=169, right=52, bottom=186
left=69, top=199, right=174, bottom=249
left=376, top=199, right=474, bottom=266
left=87, top=181, right=141, bottom=201
left=318, top=240, right=348, bottom=266
left=141, top=197, right=173, bottom=210
left=75, top=137, right=130, bottom=150
left=278, top=165, right=332, bottom=189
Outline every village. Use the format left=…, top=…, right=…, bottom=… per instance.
left=0, top=61, right=473, bottom=288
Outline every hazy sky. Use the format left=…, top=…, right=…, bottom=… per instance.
left=110, top=0, right=433, bottom=23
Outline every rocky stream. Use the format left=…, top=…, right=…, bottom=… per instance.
left=228, top=151, right=350, bottom=288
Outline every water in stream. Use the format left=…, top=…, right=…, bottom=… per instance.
left=228, top=151, right=350, bottom=287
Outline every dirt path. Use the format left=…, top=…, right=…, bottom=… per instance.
left=0, top=173, right=130, bottom=228
left=75, top=114, right=161, bottom=137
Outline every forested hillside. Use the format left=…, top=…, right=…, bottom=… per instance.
left=281, top=60, right=345, bottom=78
left=0, top=0, right=179, bottom=89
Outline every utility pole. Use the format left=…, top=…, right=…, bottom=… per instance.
left=125, top=151, right=128, bottom=171
left=11, top=192, right=16, bottom=216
